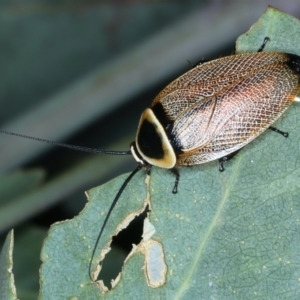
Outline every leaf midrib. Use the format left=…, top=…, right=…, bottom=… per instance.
left=174, top=157, right=242, bottom=299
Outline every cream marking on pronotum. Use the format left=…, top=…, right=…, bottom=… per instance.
left=1, top=37, right=300, bottom=285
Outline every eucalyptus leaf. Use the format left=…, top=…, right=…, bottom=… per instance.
left=236, top=6, right=300, bottom=54
left=40, top=7, right=300, bottom=299
left=0, top=230, right=17, bottom=300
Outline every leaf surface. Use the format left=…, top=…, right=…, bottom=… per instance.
left=40, top=7, right=300, bottom=299
left=0, top=230, right=17, bottom=300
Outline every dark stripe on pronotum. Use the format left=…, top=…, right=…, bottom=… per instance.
left=1, top=37, right=300, bottom=283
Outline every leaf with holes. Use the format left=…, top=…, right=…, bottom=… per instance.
left=39, top=7, right=300, bottom=299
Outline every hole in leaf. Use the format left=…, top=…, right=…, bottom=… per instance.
left=98, top=204, right=151, bottom=289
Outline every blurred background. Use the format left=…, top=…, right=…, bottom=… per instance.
left=0, top=0, right=300, bottom=298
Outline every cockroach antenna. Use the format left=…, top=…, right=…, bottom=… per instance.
left=88, top=165, right=142, bottom=282
left=0, top=129, right=140, bottom=282
left=0, top=130, right=131, bottom=155
left=1, top=129, right=144, bottom=281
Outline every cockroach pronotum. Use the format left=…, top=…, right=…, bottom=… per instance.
left=1, top=37, right=300, bottom=281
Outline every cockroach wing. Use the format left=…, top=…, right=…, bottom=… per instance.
left=172, top=61, right=300, bottom=166
left=152, top=52, right=293, bottom=122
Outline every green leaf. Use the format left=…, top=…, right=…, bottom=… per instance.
left=40, top=170, right=148, bottom=299
left=236, top=6, right=300, bottom=54
left=0, top=230, right=18, bottom=300
left=40, top=7, right=300, bottom=299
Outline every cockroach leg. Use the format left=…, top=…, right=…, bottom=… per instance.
left=218, top=150, right=241, bottom=172
left=146, top=165, right=152, bottom=175
left=257, top=37, right=270, bottom=52
left=218, top=161, right=225, bottom=172
left=170, top=168, right=180, bottom=194
left=269, top=126, right=289, bottom=138
left=218, top=125, right=288, bottom=173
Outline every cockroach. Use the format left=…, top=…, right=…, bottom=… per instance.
left=1, top=38, right=300, bottom=281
